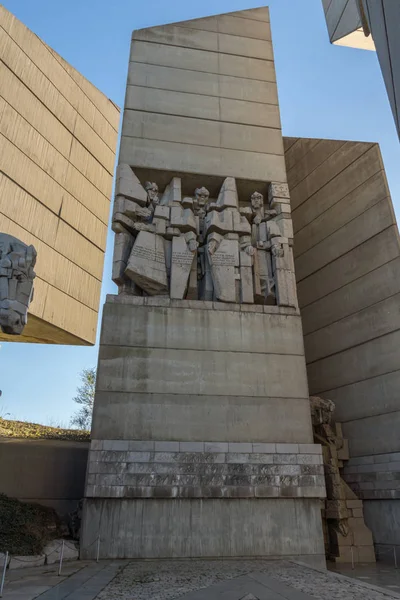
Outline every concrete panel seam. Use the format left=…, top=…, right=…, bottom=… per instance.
left=299, top=256, right=399, bottom=325
left=299, top=225, right=399, bottom=308
left=0, top=91, right=113, bottom=201
left=291, top=143, right=374, bottom=214
left=0, top=171, right=107, bottom=251
left=287, top=139, right=346, bottom=188
left=293, top=169, right=385, bottom=243
left=90, top=441, right=322, bottom=454
left=122, top=130, right=284, bottom=155
left=0, top=206, right=103, bottom=284
left=124, top=85, right=278, bottom=106
left=130, top=37, right=274, bottom=62
left=0, top=132, right=110, bottom=228
left=99, top=343, right=306, bottom=358
left=133, top=23, right=273, bottom=46
left=296, top=198, right=393, bottom=282
left=304, top=290, right=400, bottom=351
left=128, top=59, right=276, bottom=84
left=311, top=362, right=400, bottom=398
left=33, top=30, right=119, bottom=134
left=335, top=404, right=400, bottom=424
left=1, top=31, right=118, bottom=157
left=30, top=274, right=99, bottom=316
left=306, top=320, right=400, bottom=369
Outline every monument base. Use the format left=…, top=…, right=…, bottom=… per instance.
left=81, top=296, right=326, bottom=562
left=81, top=498, right=325, bottom=567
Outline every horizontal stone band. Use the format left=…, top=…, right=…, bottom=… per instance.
left=343, top=452, right=400, bottom=500
left=106, top=294, right=299, bottom=315
left=90, top=440, right=322, bottom=454
left=86, top=440, right=325, bottom=500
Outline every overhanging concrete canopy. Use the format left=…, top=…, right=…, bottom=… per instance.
left=321, top=0, right=400, bottom=139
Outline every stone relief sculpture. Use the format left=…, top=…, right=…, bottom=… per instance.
left=111, top=165, right=298, bottom=308
left=0, top=233, right=37, bottom=335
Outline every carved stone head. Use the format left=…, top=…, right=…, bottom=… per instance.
left=194, top=187, right=210, bottom=207
left=144, top=181, right=159, bottom=206
left=0, top=234, right=37, bottom=335
left=251, top=191, right=264, bottom=210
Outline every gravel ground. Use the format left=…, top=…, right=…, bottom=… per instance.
left=96, top=559, right=399, bottom=600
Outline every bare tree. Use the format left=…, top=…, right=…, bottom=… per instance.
left=70, top=368, right=96, bottom=430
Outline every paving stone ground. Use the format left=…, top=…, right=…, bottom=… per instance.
left=3, top=559, right=400, bottom=600
left=96, top=560, right=400, bottom=600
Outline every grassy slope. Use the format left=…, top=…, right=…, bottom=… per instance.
left=0, top=418, right=90, bottom=441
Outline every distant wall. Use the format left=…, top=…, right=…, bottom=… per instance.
left=0, top=438, right=89, bottom=515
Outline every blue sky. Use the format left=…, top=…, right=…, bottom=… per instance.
left=1, top=0, right=399, bottom=426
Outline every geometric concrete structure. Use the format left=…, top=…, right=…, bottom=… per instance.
left=322, top=0, right=400, bottom=139
left=285, top=136, right=400, bottom=553
left=0, top=6, right=120, bottom=344
left=82, top=6, right=326, bottom=566
left=0, top=233, right=37, bottom=335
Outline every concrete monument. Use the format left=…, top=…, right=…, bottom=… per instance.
left=82, top=6, right=326, bottom=566
left=0, top=234, right=36, bottom=335
left=112, top=168, right=297, bottom=306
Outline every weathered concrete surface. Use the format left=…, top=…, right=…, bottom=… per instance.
left=84, top=9, right=324, bottom=561
left=92, top=392, right=313, bottom=443
left=0, top=5, right=119, bottom=344
left=86, top=440, right=325, bottom=500
left=285, top=135, right=400, bottom=552
left=81, top=498, right=324, bottom=560
left=84, top=293, right=321, bottom=558
left=0, top=438, right=89, bottom=514
left=363, top=500, right=400, bottom=550
left=120, top=6, right=287, bottom=186
left=92, top=298, right=311, bottom=444
left=286, top=137, right=400, bottom=436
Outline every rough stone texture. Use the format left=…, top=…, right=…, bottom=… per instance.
left=0, top=5, right=119, bottom=344
left=44, top=540, right=79, bottom=565
left=86, top=440, right=325, bottom=500
left=0, top=233, right=36, bottom=335
left=311, top=397, right=375, bottom=563
left=95, top=559, right=398, bottom=600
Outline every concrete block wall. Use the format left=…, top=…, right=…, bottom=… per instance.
left=0, top=438, right=89, bottom=515
left=86, top=439, right=325, bottom=500
left=0, top=6, right=120, bottom=344
left=81, top=9, right=325, bottom=563
left=120, top=6, right=287, bottom=188
left=92, top=296, right=313, bottom=444
left=83, top=295, right=325, bottom=561
left=284, top=135, right=400, bottom=549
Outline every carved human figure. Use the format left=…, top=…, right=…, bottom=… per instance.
left=193, top=186, right=209, bottom=216
left=246, top=191, right=276, bottom=305
left=0, top=234, right=37, bottom=335
left=203, top=178, right=253, bottom=303
left=144, top=181, right=160, bottom=209
left=271, top=236, right=298, bottom=308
